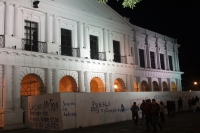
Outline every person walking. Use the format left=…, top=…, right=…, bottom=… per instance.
left=151, top=99, right=163, bottom=132
left=140, top=100, right=146, bottom=122
left=131, top=102, right=139, bottom=125
left=178, top=97, right=183, bottom=112
left=144, top=99, right=153, bottom=132
left=160, top=101, right=166, bottom=122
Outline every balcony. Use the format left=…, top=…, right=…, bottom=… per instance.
left=113, top=55, right=126, bottom=63
left=90, top=51, right=106, bottom=61
left=22, top=39, right=47, bottom=53
left=0, top=35, right=4, bottom=48
left=60, top=45, right=80, bottom=57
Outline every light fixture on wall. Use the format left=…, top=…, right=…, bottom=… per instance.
left=114, top=83, right=118, bottom=89
left=33, top=0, right=40, bottom=8
left=12, top=46, right=16, bottom=49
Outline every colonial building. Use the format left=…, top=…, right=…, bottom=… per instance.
left=0, top=0, right=183, bottom=129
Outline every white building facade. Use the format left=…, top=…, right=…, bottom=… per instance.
left=0, top=0, right=183, bottom=129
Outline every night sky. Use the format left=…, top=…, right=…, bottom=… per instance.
left=108, top=0, right=200, bottom=88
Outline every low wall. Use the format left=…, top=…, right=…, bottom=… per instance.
left=26, top=91, right=200, bottom=130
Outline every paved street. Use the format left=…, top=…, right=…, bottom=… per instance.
left=1, top=111, right=200, bottom=133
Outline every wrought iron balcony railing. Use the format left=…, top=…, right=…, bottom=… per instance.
left=90, top=51, right=106, bottom=61
left=22, top=39, right=47, bottom=53
left=113, top=55, right=126, bottom=63
left=0, top=35, right=4, bottom=48
left=60, top=45, right=80, bottom=57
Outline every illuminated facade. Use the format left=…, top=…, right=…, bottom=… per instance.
left=0, top=0, right=183, bottom=129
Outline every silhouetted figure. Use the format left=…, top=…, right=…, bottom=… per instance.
left=191, top=97, right=196, bottom=112
left=188, top=99, right=191, bottom=111
left=151, top=99, right=163, bottom=132
left=171, top=101, right=176, bottom=117
left=144, top=99, right=153, bottom=132
left=166, top=100, right=172, bottom=117
left=160, top=101, right=166, bottom=122
left=131, top=102, right=139, bottom=125
left=178, top=97, right=183, bottom=112
left=140, top=100, right=146, bottom=122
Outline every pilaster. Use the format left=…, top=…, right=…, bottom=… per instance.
left=78, top=71, right=85, bottom=92
left=46, top=68, right=53, bottom=93
left=84, top=71, right=90, bottom=92
left=105, top=73, right=110, bottom=92
left=53, top=69, right=59, bottom=92
left=5, top=3, right=14, bottom=36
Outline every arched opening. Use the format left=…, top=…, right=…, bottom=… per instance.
left=134, top=81, right=138, bottom=92
left=171, top=82, right=177, bottom=91
left=60, top=76, right=78, bottom=92
left=21, top=74, right=45, bottom=96
left=114, top=78, right=126, bottom=92
left=163, top=82, right=169, bottom=91
left=141, top=81, right=150, bottom=92
left=153, top=81, right=160, bottom=91
left=90, top=77, right=104, bottom=92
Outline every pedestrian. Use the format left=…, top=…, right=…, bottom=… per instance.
left=131, top=102, right=139, bottom=125
left=191, top=97, right=196, bottom=112
left=160, top=101, right=166, bottom=122
left=151, top=99, right=163, bottom=132
left=188, top=99, right=191, bottom=111
left=178, top=97, right=183, bottom=112
left=140, top=100, right=146, bottom=122
left=144, top=99, right=153, bottom=132
left=166, top=100, right=172, bottom=117
left=171, top=101, right=176, bottom=117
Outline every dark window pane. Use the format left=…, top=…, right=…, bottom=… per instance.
left=61, top=29, right=72, bottom=56
left=169, top=55, right=173, bottom=70
left=160, top=54, right=165, bottom=70
left=139, top=49, right=145, bottom=68
left=150, top=52, right=155, bottom=69
left=90, top=35, right=99, bottom=60
left=113, top=40, right=121, bottom=63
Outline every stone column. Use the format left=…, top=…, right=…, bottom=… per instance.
left=105, top=73, right=110, bottom=92
left=156, top=46, right=161, bottom=69
left=14, top=4, right=20, bottom=38
left=130, top=75, right=134, bottom=92
left=3, top=65, right=13, bottom=111
left=0, top=2, right=5, bottom=35
left=84, top=71, right=90, bottom=92
left=103, top=29, right=108, bottom=52
left=146, top=43, right=151, bottom=68
left=165, top=43, right=170, bottom=70
left=167, top=78, right=172, bottom=91
left=78, top=71, right=85, bottom=92
left=84, top=23, right=89, bottom=49
left=176, top=52, right=180, bottom=71
left=5, top=3, right=14, bottom=36
left=47, top=14, right=53, bottom=43
left=53, top=69, right=59, bottom=92
left=126, top=74, right=131, bottom=92
left=158, top=78, right=162, bottom=91
left=108, top=30, right=113, bottom=53
left=46, top=68, right=53, bottom=93
left=110, top=73, right=114, bottom=92
left=53, top=16, right=59, bottom=44
left=13, top=65, right=21, bottom=110
left=134, top=42, right=140, bottom=66
left=148, top=77, right=153, bottom=91
left=78, top=22, right=84, bottom=48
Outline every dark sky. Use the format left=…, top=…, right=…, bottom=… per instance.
left=108, top=0, right=200, bottom=88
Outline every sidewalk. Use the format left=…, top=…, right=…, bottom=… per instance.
left=1, top=111, right=200, bottom=133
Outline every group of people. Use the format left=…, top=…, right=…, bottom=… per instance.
left=188, top=96, right=199, bottom=112
left=131, top=96, right=200, bottom=132
left=131, top=99, right=163, bottom=132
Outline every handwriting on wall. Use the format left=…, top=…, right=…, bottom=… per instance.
left=90, top=101, right=129, bottom=113
left=62, top=101, right=77, bottom=117
left=29, top=99, right=60, bottom=130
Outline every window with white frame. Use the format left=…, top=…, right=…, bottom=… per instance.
left=139, top=49, right=145, bottom=68
left=61, top=28, right=72, bottom=56
left=160, top=54, right=165, bottom=70
left=150, top=51, right=156, bottom=69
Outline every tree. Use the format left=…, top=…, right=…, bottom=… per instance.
left=98, top=0, right=142, bottom=9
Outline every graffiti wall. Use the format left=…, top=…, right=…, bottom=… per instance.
left=27, top=91, right=200, bottom=130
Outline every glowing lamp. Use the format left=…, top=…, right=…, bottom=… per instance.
left=194, top=82, right=198, bottom=85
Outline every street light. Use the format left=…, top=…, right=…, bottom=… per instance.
left=194, top=82, right=198, bottom=85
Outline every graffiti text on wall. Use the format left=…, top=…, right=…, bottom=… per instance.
left=90, top=101, right=129, bottom=113
left=62, top=101, right=77, bottom=117
left=29, top=99, right=60, bottom=130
